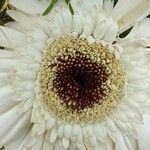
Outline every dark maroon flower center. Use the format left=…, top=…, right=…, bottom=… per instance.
left=52, top=51, right=109, bottom=111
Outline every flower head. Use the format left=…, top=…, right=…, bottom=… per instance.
left=0, top=0, right=150, bottom=149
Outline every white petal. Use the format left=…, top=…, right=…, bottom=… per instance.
left=46, top=118, right=55, bottom=130
left=28, top=134, right=45, bottom=150
left=64, top=124, right=72, bottom=138
left=122, top=134, right=138, bottom=150
left=115, top=120, right=128, bottom=131
left=0, top=106, right=31, bottom=145
left=14, top=81, right=35, bottom=92
left=113, top=111, right=128, bottom=123
left=13, top=91, right=35, bottom=102
left=106, top=140, right=114, bottom=150
left=55, top=140, right=66, bottom=150
left=113, top=0, right=150, bottom=32
left=0, top=98, right=18, bottom=115
left=5, top=22, right=20, bottom=31
left=17, top=71, right=37, bottom=80
left=62, top=138, right=70, bottom=149
left=43, top=140, right=54, bottom=150
left=7, top=10, right=50, bottom=41
left=4, top=131, right=29, bottom=150
left=0, top=59, right=17, bottom=70
left=103, top=0, right=114, bottom=16
left=116, top=131, right=129, bottom=150
left=130, top=18, right=150, bottom=38
left=0, top=85, right=12, bottom=99
left=71, top=124, right=82, bottom=141
left=106, top=118, right=117, bottom=132
left=7, top=10, right=34, bottom=30
left=93, top=13, right=107, bottom=40
left=88, top=134, right=97, bottom=147
left=50, top=127, right=57, bottom=143
left=113, top=0, right=142, bottom=21
left=10, top=0, right=49, bottom=15
left=57, top=124, right=64, bottom=138
left=104, top=19, right=118, bottom=42
left=84, top=125, right=93, bottom=137
left=138, top=114, right=150, bottom=150
left=94, top=125, right=107, bottom=143
left=36, top=122, right=46, bottom=135
left=76, top=141, right=86, bottom=150
left=0, top=26, right=26, bottom=48
left=0, top=49, right=16, bottom=58
left=23, top=98, right=34, bottom=112
left=73, top=12, right=83, bottom=34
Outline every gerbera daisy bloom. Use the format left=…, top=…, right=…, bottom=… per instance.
left=0, top=0, right=150, bottom=149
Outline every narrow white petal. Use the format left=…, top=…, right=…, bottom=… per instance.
left=0, top=85, right=15, bottom=113
left=94, top=125, right=107, bottom=143
left=71, top=124, right=82, bottom=141
left=88, top=134, right=97, bottom=147
left=0, top=98, right=18, bottom=115
left=130, top=18, right=150, bottom=38
left=106, top=128, right=116, bottom=142
left=106, top=118, right=117, bottom=132
left=0, top=26, right=26, bottom=48
left=0, top=49, right=16, bottom=58
left=0, top=72, right=9, bottom=80
left=113, top=111, right=128, bottom=122
left=104, top=19, right=118, bottom=42
left=113, top=0, right=150, bottom=32
left=0, top=85, right=12, bottom=99
left=50, top=127, right=57, bottom=143
left=0, top=59, right=17, bottom=70
left=26, top=50, right=42, bottom=63
left=106, top=140, right=114, bottom=150
left=138, top=114, right=150, bottom=150
left=64, top=124, right=72, bottom=138
left=116, top=131, right=128, bottom=150
left=0, top=106, right=31, bottom=145
left=5, top=22, right=20, bottom=31
left=13, top=91, right=35, bottom=102
left=7, top=10, right=48, bottom=42
left=55, top=140, right=66, bottom=150
left=17, top=71, right=37, bottom=80
left=42, top=140, right=53, bottom=150
left=36, top=122, right=46, bottom=135
left=7, top=10, right=33, bottom=30
left=115, top=120, right=128, bottom=131
left=62, top=138, right=70, bottom=149
left=29, top=134, right=45, bottom=150
left=113, top=0, right=142, bottom=21
left=46, top=118, right=55, bottom=130
left=14, top=81, right=35, bottom=92
left=23, top=98, right=34, bottom=112
left=10, top=0, right=49, bottom=15
left=73, top=12, right=83, bottom=34
left=84, top=125, right=93, bottom=137
left=57, top=124, right=64, bottom=138
left=103, top=0, right=114, bottom=16
left=76, top=141, right=86, bottom=150
left=4, top=131, right=29, bottom=150
left=122, top=134, right=138, bottom=150
left=93, top=13, right=107, bottom=40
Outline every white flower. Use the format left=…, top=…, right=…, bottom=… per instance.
left=0, top=0, right=150, bottom=149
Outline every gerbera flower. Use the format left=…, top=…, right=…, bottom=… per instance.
left=0, top=0, right=150, bottom=149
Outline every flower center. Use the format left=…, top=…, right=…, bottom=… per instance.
left=52, top=51, right=108, bottom=111
left=38, top=36, right=126, bottom=122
